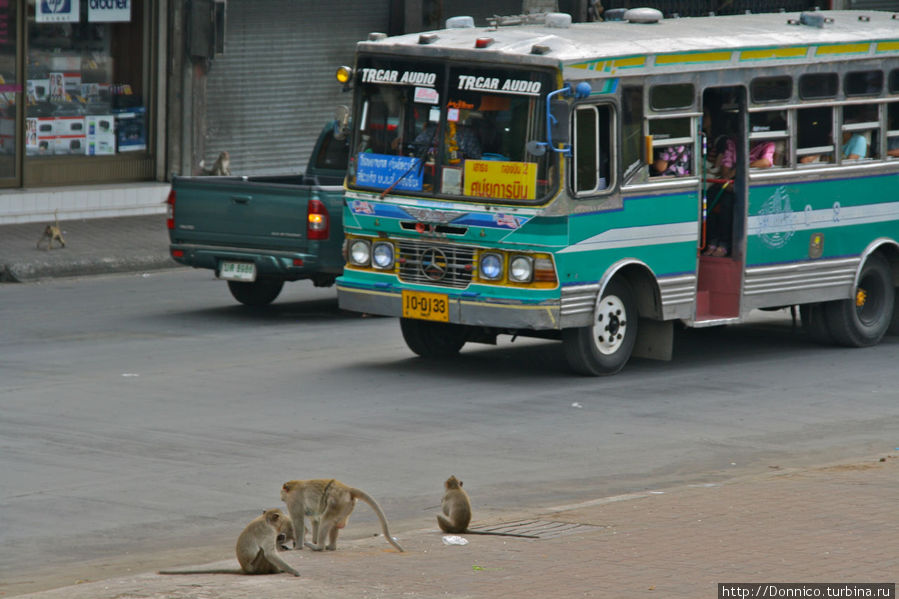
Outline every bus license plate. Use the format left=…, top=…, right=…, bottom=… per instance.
left=402, top=290, right=449, bottom=322
left=219, top=261, right=257, bottom=282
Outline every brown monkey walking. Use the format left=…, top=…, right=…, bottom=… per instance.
left=158, top=508, right=300, bottom=576
left=436, top=475, right=538, bottom=538
left=281, top=479, right=405, bottom=553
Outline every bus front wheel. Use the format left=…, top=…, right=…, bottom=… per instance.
left=400, top=318, right=468, bottom=358
left=825, top=253, right=894, bottom=347
left=563, top=278, right=638, bottom=376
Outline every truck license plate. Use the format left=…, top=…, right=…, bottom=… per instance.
left=219, top=261, right=257, bottom=282
left=402, top=290, right=449, bottom=322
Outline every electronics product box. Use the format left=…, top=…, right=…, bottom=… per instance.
left=34, top=117, right=56, bottom=155
left=114, top=107, right=146, bottom=152
left=53, top=116, right=86, bottom=155
left=85, top=115, right=116, bottom=156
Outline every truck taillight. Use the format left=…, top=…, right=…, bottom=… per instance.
left=307, top=198, right=329, bottom=240
left=166, top=189, right=176, bottom=230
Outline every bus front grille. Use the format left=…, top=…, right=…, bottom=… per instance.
left=397, top=240, right=475, bottom=288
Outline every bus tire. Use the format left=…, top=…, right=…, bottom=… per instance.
left=562, top=277, right=638, bottom=376
left=824, top=253, right=894, bottom=347
left=227, top=279, right=284, bottom=306
left=800, top=302, right=834, bottom=344
left=400, top=318, right=468, bottom=358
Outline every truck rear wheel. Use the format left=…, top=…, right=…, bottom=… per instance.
left=227, top=279, right=284, bottom=306
left=562, top=277, right=638, bottom=376
left=400, top=318, right=468, bottom=358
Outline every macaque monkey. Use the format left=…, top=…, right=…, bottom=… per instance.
left=436, top=475, right=537, bottom=538
left=200, top=150, right=231, bottom=176
left=280, top=478, right=405, bottom=553
left=37, top=210, right=66, bottom=250
left=159, top=508, right=300, bottom=576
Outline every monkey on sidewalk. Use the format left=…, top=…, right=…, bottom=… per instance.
left=158, top=508, right=300, bottom=576
left=437, top=475, right=537, bottom=538
left=281, top=478, right=405, bottom=553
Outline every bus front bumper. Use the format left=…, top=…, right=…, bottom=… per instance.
left=337, top=281, right=562, bottom=331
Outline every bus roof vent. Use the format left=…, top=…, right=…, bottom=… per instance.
left=604, top=8, right=627, bottom=21
left=419, top=33, right=439, bottom=44
left=545, top=12, right=571, bottom=28
left=788, top=12, right=834, bottom=28
left=446, top=16, right=475, bottom=29
left=625, top=7, right=663, bottom=24
left=368, top=32, right=387, bottom=41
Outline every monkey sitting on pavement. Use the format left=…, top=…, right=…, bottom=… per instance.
left=437, top=475, right=537, bottom=538
left=37, top=210, right=66, bottom=250
left=158, top=508, right=300, bottom=576
left=281, top=478, right=405, bottom=552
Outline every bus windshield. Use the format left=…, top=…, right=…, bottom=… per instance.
left=347, top=55, right=557, bottom=204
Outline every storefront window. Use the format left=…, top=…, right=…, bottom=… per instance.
left=0, top=0, right=17, bottom=179
left=26, top=0, right=146, bottom=159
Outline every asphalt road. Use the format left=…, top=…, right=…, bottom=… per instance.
left=2, top=269, right=898, bottom=595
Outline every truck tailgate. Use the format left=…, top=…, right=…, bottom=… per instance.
left=171, top=177, right=311, bottom=250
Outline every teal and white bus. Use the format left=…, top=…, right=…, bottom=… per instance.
left=335, top=8, right=899, bottom=375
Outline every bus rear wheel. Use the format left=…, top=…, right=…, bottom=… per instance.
left=563, top=278, right=638, bottom=376
left=227, top=279, right=284, bottom=306
left=824, top=253, right=894, bottom=347
left=400, top=318, right=468, bottom=358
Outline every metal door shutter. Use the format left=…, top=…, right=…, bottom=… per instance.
left=205, top=0, right=389, bottom=175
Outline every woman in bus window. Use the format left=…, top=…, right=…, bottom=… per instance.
left=651, top=144, right=692, bottom=176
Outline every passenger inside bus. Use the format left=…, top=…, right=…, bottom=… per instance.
left=651, top=144, right=692, bottom=176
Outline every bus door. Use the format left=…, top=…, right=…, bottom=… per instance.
left=696, top=86, right=747, bottom=321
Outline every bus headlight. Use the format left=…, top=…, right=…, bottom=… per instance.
left=509, top=255, right=534, bottom=283
left=371, top=241, right=395, bottom=270
left=349, top=239, right=371, bottom=266
left=479, top=253, right=503, bottom=280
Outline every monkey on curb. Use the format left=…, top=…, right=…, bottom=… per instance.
left=437, top=475, right=538, bottom=538
left=280, top=478, right=405, bottom=553
left=37, top=209, right=66, bottom=250
left=158, top=508, right=300, bottom=576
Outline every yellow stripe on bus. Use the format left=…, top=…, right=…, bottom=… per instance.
left=740, top=47, right=807, bottom=60
left=655, top=51, right=732, bottom=65
left=815, top=43, right=870, bottom=55
left=876, top=41, right=899, bottom=53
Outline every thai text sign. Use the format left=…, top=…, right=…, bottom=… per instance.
left=356, top=153, right=423, bottom=192
left=463, top=160, right=537, bottom=200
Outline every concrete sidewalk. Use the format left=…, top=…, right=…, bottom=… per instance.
left=13, top=454, right=898, bottom=599
left=0, top=214, right=175, bottom=282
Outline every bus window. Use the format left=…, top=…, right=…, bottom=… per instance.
left=621, top=86, right=644, bottom=184
left=890, top=70, right=899, bottom=93
left=841, top=104, right=879, bottom=161
left=799, top=73, right=838, bottom=100
left=749, top=110, right=788, bottom=168
left=650, top=83, right=694, bottom=110
left=649, top=117, right=694, bottom=177
left=573, top=104, right=613, bottom=195
left=750, top=76, right=792, bottom=104
left=845, top=70, right=883, bottom=97
left=886, top=103, right=899, bottom=158
left=797, top=106, right=834, bottom=164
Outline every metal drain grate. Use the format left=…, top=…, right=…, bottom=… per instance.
left=467, top=519, right=605, bottom=539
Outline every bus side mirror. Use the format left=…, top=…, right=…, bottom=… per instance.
left=550, top=99, right=571, bottom=146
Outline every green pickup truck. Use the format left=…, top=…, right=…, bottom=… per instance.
left=167, top=122, right=349, bottom=305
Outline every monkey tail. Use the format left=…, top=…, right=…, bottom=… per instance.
left=350, top=488, right=405, bottom=552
